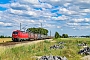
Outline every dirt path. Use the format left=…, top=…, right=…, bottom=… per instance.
left=81, top=55, right=90, bottom=60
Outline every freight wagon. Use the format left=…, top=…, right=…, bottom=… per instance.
left=12, top=30, right=50, bottom=42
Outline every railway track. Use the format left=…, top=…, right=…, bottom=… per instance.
left=0, top=39, right=52, bottom=46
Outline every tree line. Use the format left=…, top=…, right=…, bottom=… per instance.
left=0, top=35, right=11, bottom=38
left=26, top=28, right=69, bottom=38
left=27, top=28, right=48, bottom=35
left=55, top=32, right=68, bottom=38
left=69, top=36, right=90, bottom=38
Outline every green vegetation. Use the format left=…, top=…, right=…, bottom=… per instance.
left=0, top=38, right=90, bottom=60
left=62, top=34, right=68, bottom=38
left=27, top=28, right=48, bottom=35
left=54, top=32, right=60, bottom=38
left=0, top=35, right=11, bottom=38
left=54, top=31, right=68, bottom=38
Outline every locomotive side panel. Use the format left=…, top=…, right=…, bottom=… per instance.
left=19, top=32, right=29, bottom=40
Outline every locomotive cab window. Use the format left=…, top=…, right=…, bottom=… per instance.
left=13, top=32, right=18, bottom=34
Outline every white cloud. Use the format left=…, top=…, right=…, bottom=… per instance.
left=78, top=0, right=90, bottom=3
left=67, top=22, right=90, bottom=29
left=85, top=18, right=90, bottom=22
left=0, top=30, right=3, bottom=33
left=38, top=20, right=46, bottom=23
left=59, top=7, right=78, bottom=15
left=67, top=23, right=79, bottom=26
left=9, top=9, right=23, bottom=15
left=72, top=18, right=90, bottom=23
left=0, top=22, right=12, bottom=26
left=72, top=18, right=84, bottom=23
left=61, top=29, right=63, bottom=31
left=39, top=0, right=72, bottom=6
left=44, top=24, right=56, bottom=28
left=64, top=3, right=70, bottom=7
left=57, top=26, right=61, bottom=28
left=10, top=2, right=30, bottom=10
left=33, top=3, right=52, bottom=9
left=0, top=16, right=1, bottom=19
left=0, top=3, right=10, bottom=8
left=25, top=11, right=37, bottom=17
left=20, top=20, right=35, bottom=23
left=17, top=0, right=40, bottom=5
left=52, top=15, right=68, bottom=20
left=81, top=9, right=90, bottom=13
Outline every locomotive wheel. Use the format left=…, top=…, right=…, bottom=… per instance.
left=27, top=38, right=30, bottom=41
left=18, top=38, right=22, bottom=42
left=13, top=38, right=17, bottom=42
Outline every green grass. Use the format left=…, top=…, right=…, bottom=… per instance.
left=0, top=38, right=90, bottom=60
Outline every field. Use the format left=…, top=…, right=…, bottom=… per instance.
left=0, top=38, right=12, bottom=43
left=0, top=38, right=90, bottom=60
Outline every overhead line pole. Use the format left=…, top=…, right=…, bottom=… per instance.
left=41, top=23, right=42, bottom=28
left=20, top=23, right=21, bottom=31
left=40, top=23, right=42, bottom=38
left=50, top=30, right=51, bottom=37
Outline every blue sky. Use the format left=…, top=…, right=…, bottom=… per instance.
left=0, top=0, right=90, bottom=36
left=0, top=0, right=10, bottom=4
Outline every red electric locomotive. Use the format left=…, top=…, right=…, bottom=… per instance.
left=12, top=30, right=29, bottom=41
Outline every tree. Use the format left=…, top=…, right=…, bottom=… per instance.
left=62, top=34, right=68, bottom=38
left=54, top=32, right=60, bottom=38
left=27, top=28, right=48, bottom=35
left=0, top=35, right=4, bottom=38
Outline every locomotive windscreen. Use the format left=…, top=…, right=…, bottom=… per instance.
left=13, top=32, right=18, bottom=34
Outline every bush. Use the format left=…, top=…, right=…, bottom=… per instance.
left=62, top=34, right=68, bottom=38
left=54, top=32, right=60, bottom=38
